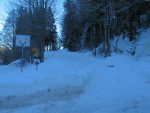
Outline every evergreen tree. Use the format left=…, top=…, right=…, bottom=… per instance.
left=62, top=0, right=81, bottom=51
left=45, top=6, right=57, bottom=51
left=74, top=0, right=150, bottom=56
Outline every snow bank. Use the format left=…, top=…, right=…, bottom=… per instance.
left=136, top=29, right=150, bottom=56
left=111, top=28, right=150, bottom=57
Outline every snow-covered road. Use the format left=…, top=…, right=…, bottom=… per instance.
left=0, top=49, right=150, bottom=113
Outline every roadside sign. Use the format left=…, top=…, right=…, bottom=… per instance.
left=16, top=35, right=30, bottom=47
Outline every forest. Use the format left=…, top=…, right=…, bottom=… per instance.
left=0, top=0, right=150, bottom=64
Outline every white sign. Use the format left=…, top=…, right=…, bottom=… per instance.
left=16, top=35, right=31, bottom=47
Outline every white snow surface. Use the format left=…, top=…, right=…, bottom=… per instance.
left=0, top=29, right=150, bottom=113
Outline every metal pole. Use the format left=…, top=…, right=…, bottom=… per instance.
left=21, top=44, right=23, bottom=72
left=20, top=40, right=26, bottom=72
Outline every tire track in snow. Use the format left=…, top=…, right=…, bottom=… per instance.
left=0, top=85, right=84, bottom=110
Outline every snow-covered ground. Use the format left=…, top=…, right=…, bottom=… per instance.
left=0, top=29, right=150, bottom=113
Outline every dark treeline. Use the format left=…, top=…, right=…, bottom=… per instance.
left=62, top=0, right=150, bottom=56
left=1, top=0, right=57, bottom=64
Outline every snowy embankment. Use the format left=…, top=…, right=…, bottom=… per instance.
left=0, top=29, right=150, bottom=113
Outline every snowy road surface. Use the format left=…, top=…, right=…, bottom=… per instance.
left=0, top=48, right=150, bottom=113
left=0, top=85, right=84, bottom=110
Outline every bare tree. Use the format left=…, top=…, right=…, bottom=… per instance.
left=11, top=0, right=57, bottom=62
left=1, top=9, right=17, bottom=49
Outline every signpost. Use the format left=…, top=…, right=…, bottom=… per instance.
left=20, top=40, right=26, bottom=72
left=32, top=48, right=40, bottom=70
left=16, top=35, right=30, bottom=72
